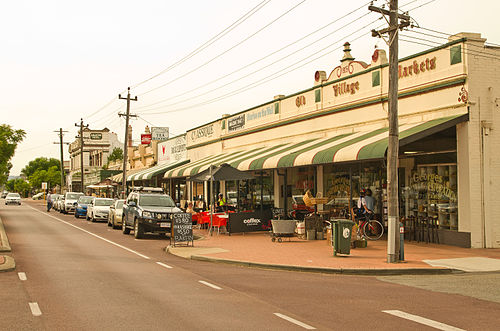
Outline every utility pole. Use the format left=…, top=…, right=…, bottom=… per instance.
left=118, top=87, right=137, bottom=199
left=369, top=1, right=410, bottom=263
left=75, top=119, right=89, bottom=193
left=53, top=128, right=69, bottom=193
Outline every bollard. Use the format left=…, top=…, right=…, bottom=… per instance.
left=399, top=221, right=405, bottom=261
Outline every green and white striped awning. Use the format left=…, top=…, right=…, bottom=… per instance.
left=128, top=159, right=190, bottom=182
left=163, top=114, right=466, bottom=177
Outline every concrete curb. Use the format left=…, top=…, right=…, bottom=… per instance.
left=165, top=246, right=460, bottom=276
left=0, top=216, right=12, bottom=252
left=0, top=256, right=15, bottom=272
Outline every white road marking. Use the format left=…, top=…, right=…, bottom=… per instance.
left=26, top=205, right=150, bottom=260
left=274, top=313, right=316, bottom=330
left=198, top=280, right=222, bottom=290
left=382, top=310, right=466, bottom=331
left=29, top=302, right=42, bottom=316
left=156, top=262, right=173, bottom=269
left=18, top=272, right=27, bottom=281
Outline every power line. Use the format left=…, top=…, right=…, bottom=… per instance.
left=142, top=20, right=383, bottom=116
left=137, top=0, right=308, bottom=97
left=130, top=0, right=272, bottom=90
left=135, top=2, right=374, bottom=112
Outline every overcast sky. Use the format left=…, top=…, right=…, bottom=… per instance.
left=2, top=0, right=499, bottom=176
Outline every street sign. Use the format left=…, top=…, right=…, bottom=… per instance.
left=141, top=133, right=152, bottom=145
left=41, top=182, right=47, bottom=190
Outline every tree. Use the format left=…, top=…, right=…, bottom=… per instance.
left=0, top=124, right=26, bottom=186
left=108, top=147, right=123, bottom=163
left=21, top=157, right=60, bottom=178
left=28, top=166, right=61, bottom=190
left=6, top=178, right=31, bottom=197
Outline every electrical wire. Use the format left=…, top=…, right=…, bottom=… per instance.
left=142, top=20, right=384, bottom=115
left=130, top=0, right=272, bottom=90
left=134, top=1, right=374, bottom=112
left=137, top=13, right=375, bottom=113
left=137, top=0, right=308, bottom=97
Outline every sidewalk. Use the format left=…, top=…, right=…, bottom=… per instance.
left=0, top=215, right=15, bottom=272
left=167, top=229, right=500, bottom=275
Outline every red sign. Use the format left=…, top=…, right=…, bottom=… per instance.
left=141, top=133, right=152, bottom=145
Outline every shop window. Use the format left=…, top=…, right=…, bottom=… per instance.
left=372, top=70, right=380, bottom=87
left=315, top=89, right=321, bottom=103
left=408, top=164, right=458, bottom=230
left=450, top=45, right=462, bottom=65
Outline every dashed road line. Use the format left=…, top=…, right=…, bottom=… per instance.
left=18, top=272, right=27, bottom=281
left=156, top=262, right=173, bottom=269
left=382, top=310, right=466, bottom=331
left=274, top=313, right=316, bottom=330
left=29, top=302, right=42, bottom=316
left=198, top=280, right=222, bottom=290
left=26, top=205, right=150, bottom=260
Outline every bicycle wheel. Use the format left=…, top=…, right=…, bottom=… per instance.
left=363, top=219, right=384, bottom=240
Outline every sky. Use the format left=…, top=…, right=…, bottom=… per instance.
left=2, top=0, right=499, bottom=176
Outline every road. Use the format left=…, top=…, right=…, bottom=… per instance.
left=1, top=200, right=499, bottom=330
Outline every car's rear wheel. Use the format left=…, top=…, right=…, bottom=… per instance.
left=122, top=219, right=130, bottom=234
left=75, top=213, right=78, bottom=218
left=134, top=219, right=144, bottom=239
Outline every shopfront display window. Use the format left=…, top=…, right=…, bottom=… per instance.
left=224, top=170, right=274, bottom=211
left=286, top=166, right=315, bottom=211
left=407, top=164, right=458, bottom=230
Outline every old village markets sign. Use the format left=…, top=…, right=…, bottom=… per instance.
left=399, top=57, right=437, bottom=79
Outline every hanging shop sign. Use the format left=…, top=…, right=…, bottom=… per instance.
left=151, top=127, right=169, bottom=141
left=141, top=133, right=152, bottom=145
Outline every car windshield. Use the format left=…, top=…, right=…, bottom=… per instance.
left=95, top=199, right=114, bottom=206
left=67, top=193, right=83, bottom=200
left=78, top=197, right=93, bottom=204
left=139, top=195, right=175, bottom=207
left=116, top=200, right=124, bottom=209
left=7, top=193, right=20, bottom=198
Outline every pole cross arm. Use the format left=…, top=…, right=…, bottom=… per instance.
left=368, top=5, right=410, bottom=20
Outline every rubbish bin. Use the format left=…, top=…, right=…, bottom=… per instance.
left=330, top=219, right=355, bottom=256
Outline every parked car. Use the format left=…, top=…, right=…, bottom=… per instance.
left=32, top=192, right=44, bottom=200
left=53, top=195, right=63, bottom=211
left=74, top=196, right=94, bottom=218
left=5, top=193, right=21, bottom=205
left=122, top=187, right=182, bottom=239
left=108, top=199, right=125, bottom=229
left=86, top=197, right=114, bottom=222
left=62, top=192, right=84, bottom=214
left=51, top=194, right=61, bottom=209
left=1, top=191, right=8, bottom=199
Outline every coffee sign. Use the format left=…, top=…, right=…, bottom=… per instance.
left=171, top=213, right=193, bottom=245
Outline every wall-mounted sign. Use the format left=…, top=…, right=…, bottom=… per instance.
left=151, top=127, right=169, bottom=141
left=141, top=133, right=152, bottom=145
left=295, top=95, right=306, bottom=107
left=90, top=133, right=102, bottom=140
left=190, top=124, right=214, bottom=141
left=158, top=135, right=187, bottom=165
left=228, top=114, right=245, bottom=132
left=332, top=81, right=359, bottom=96
left=399, top=57, right=436, bottom=79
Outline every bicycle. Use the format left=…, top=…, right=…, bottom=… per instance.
left=355, top=212, right=384, bottom=240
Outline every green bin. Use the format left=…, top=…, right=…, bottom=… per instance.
left=330, top=219, right=355, bottom=256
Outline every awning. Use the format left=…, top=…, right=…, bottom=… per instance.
left=128, top=159, right=190, bottom=181
left=163, top=114, right=467, bottom=177
left=110, top=168, right=143, bottom=183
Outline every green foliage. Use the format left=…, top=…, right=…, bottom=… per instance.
left=21, top=157, right=60, bottom=178
left=108, top=147, right=123, bottom=163
left=6, top=178, right=31, bottom=197
left=0, top=124, right=26, bottom=185
left=28, top=166, right=61, bottom=189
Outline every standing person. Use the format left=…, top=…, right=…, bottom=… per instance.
left=216, top=193, right=226, bottom=212
left=363, top=189, right=375, bottom=214
left=46, top=190, right=53, bottom=212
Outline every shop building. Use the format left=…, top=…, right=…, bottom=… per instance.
left=68, top=128, right=122, bottom=192
left=153, top=32, right=496, bottom=248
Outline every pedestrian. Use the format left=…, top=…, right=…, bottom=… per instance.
left=46, top=190, right=53, bottom=212
left=216, top=193, right=227, bottom=212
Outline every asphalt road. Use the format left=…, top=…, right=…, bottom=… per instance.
left=1, top=200, right=499, bottom=330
